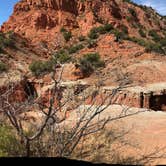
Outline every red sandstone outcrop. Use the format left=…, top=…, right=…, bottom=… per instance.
left=1, top=0, right=165, bottom=47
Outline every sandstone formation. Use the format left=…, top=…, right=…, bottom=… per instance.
left=1, top=0, right=165, bottom=48
left=1, top=0, right=166, bottom=112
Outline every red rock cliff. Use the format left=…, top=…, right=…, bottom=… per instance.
left=1, top=0, right=165, bottom=48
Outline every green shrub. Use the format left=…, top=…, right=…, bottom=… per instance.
left=88, top=24, right=113, bottom=39
left=88, top=29, right=99, bottom=39
left=148, top=30, right=161, bottom=42
left=4, top=31, right=15, bottom=48
left=78, top=53, right=105, bottom=76
left=96, top=24, right=113, bottom=34
left=0, top=124, right=24, bottom=157
left=68, top=44, right=84, bottom=54
left=0, top=62, right=7, bottom=73
left=121, top=25, right=128, bottom=35
left=63, top=31, right=72, bottom=41
left=160, top=38, right=166, bottom=46
left=126, top=36, right=165, bottom=54
left=60, top=27, right=67, bottom=33
left=123, top=0, right=132, bottom=2
left=145, top=43, right=164, bottom=54
left=29, top=60, right=54, bottom=76
left=0, top=31, right=15, bottom=48
left=139, top=29, right=146, bottom=38
left=53, top=49, right=71, bottom=63
left=111, top=29, right=126, bottom=41
left=128, top=8, right=137, bottom=17
left=103, top=24, right=114, bottom=32
left=87, top=39, right=97, bottom=48
left=127, top=37, right=146, bottom=46
left=0, top=46, right=4, bottom=53
left=126, top=16, right=132, bottom=22
left=78, top=35, right=86, bottom=41
left=60, top=28, right=72, bottom=42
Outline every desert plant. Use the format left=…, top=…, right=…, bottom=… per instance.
left=88, top=30, right=99, bottom=39
left=160, top=38, right=166, bottom=47
left=60, top=27, right=72, bottom=42
left=78, top=53, right=105, bottom=76
left=0, top=31, right=15, bottom=48
left=53, top=49, right=71, bottom=63
left=0, top=46, right=4, bottom=53
left=88, top=24, right=113, bottom=39
left=29, top=60, right=54, bottom=76
left=0, top=62, right=8, bottom=73
left=127, top=36, right=147, bottom=46
left=68, top=44, right=84, bottom=54
left=128, top=8, right=137, bottom=17
left=139, top=29, right=146, bottom=38
left=0, top=124, right=24, bottom=157
left=145, top=42, right=164, bottom=54
left=63, top=31, right=72, bottom=42
left=78, top=35, right=86, bottom=41
left=87, top=39, right=97, bottom=48
left=148, top=30, right=161, bottom=42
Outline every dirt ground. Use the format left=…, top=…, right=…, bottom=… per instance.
left=67, top=105, right=166, bottom=164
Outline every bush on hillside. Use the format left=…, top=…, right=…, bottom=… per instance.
left=148, top=30, right=161, bottom=42
left=53, top=49, right=71, bottom=63
left=78, top=53, right=105, bottom=76
left=128, top=8, right=137, bottom=17
left=78, top=35, right=86, bottom=41
left=29, top=60, right=54, bottom=76
left=88, top=24, right=113, bottom=39
left=0, top=62, right=8, bottom=73
left=68, top=44, right=84, bottom=54
left=60, top=27, right=72, bottom=42
left=0, top=124, right=24, bottom=157
left=87, top=39, right=98, bottom=48
left=145, top=42, right=164, bottom=54
left=139, top=29, right=146, bottom=38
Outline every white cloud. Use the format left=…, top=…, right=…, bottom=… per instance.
left=139, top=0, right=166, bottom=15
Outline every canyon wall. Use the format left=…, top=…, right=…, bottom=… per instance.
left=1, top=0, right=165, bottom=47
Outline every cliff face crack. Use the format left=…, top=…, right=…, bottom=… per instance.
left=24, top=81, right=38, bottom=99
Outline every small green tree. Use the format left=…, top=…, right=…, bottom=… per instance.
left=53, top=49, right=71, bottom=63
left=68, top=44, right=84, bottom=54
left=78, top=53, right=105, bottom=76
left=0, top=62, right=8, bottom=73
left=145, top=43, right=164, bottom=54
left=0, top=124, right=24, bottom=157
left=63, top=31, right=72, bottom=42
left=78, top=35, right=86, bottom=41
left=29, top=60, right=54, bottom=76
left=88, top=30, right=99, bottom=39
left=60, top=27, right=72, bottom=42
left=148, top=30, right=161, bottom=42
left=128, top=8, right=137, bottom=17
left=139, top=29, right=146, bottom=38
left=87, top=39, right=97, bottom=48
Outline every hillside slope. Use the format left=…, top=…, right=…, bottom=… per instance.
left=1, top=0, right=166, bottom=49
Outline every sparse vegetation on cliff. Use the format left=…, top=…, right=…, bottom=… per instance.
left=78, top=53, right=105, bottom=76
left=0, top=31, right=15, bottom=49
left=88, top=24, right=113, bottom=39
left=0, top=124, right=24, bottom=157
left=0, top=62, right=8, bottom=73
left=29, top=60, right=55, bottom=76
left=60, top=27, right=72, bottom=42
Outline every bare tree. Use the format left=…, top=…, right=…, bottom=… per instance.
left=0, top=66, right=152, bottom=160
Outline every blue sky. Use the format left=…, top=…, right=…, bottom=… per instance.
left=133, top=0, right=166, bottom=15
left=0, top=0, right=166, bottom=26
left=0, top=0, right=19, bottom=26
